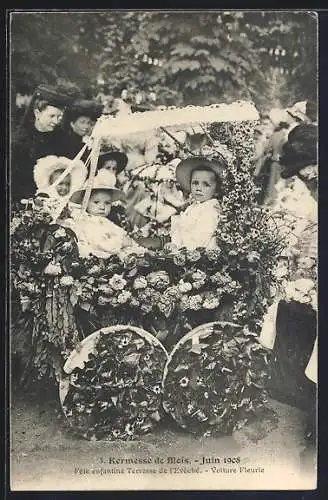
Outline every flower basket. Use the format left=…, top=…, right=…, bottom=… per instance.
left=162, top=321, right=271, bottom=436
left=59, top=324, right=168, bottom=441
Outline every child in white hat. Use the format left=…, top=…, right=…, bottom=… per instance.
left=33, top=155, right=88, bottom=201
left=62, top=177, right=143, bottom=259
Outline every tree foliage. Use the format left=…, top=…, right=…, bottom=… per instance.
left=10, top=11, right=317, bottom=111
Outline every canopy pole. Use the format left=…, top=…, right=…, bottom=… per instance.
left=48, top=144, right=89, bottom=190
left=80, top=137, right=101, bottom=216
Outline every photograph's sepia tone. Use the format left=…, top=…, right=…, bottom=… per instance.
left=9, top=10, right=318, bottom=491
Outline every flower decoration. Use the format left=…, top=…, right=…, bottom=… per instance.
left=61, top=326, right=168, bottom=440
left=162, top=322, right=271, bottom=436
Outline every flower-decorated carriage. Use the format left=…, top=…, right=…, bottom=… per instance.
left=11, top=101, right=285, bottom=441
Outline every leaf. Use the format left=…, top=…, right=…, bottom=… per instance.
left=171, top=43, right=196, bottom=57
left=189, top=343, right=209, bottom=354
left=173, top=363, right=190, bottom=372
left=208, top=56, right=227, bottom=72
left=126, top=266, right=138, bottom=278
left=170, top=59, right=201, bottom=74
left=122, top=352, right=141, bottom=367
left=205, top=361, right=217, bottom=370
left=150, top=410, right=161, bottom=422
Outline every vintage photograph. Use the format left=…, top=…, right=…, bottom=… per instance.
left=9, top=10, right=318, bottom=491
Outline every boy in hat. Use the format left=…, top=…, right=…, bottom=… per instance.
left=136, top=155, right=226, bottom=250
left=11, top=84, right=74, bottom=203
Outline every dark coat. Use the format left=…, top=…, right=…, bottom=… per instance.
left=60, top=127, right=85, bottom=160
left=11, top=124, right=69, bottom=203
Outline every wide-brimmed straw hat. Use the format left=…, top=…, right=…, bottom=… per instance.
left=175, top=156, right=226, bottom=193
left=97, top=151, right=129, bottom=173
left=70, top=176, right=125, bottom=205
left=33, top=156, right=88, bottom=196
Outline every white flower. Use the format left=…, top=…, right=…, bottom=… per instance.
left=60, top=275, right=74, bottom=287
left=298, top=257, right=316, bottom=270
left=274, top=266, right=288, bottom=279
left=10, top=217, right=21, bottom=235
left=53, top=227, right=67, bottom=239
left=133, top=276, right=148, bottom=290
left=109, top=274, right=127, bottom=291
left=203, top=296, right=221, bottom=309
left=294, top=278, right=315, bottom=294
left=178, top=280, right=192, bottom=293
left=117, top=291, right=132, bottom=304
left=189, top=294, right=203, bottom=310
left=44, top=262, right=62, bottom=276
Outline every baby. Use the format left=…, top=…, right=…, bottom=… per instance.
left=137, top=156, right=225, bottom=250
left=33, top=156, right=87, bottom=201
left=63, top=178, right=143, bottom=259
left=48, top=168, right=71, bottom=197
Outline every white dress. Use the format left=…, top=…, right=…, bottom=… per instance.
left=170, top=199, right=220, bottom=250
left=62, top=212, right=143, bottom=259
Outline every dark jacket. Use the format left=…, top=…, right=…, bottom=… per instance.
left=11, top=124, right=69, bottom=203
left=60, top=127, right=85, bottom=160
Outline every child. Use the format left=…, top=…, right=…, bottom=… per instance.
left=33, top=155, right=87, bottom=201
left=94, top=151, right=128, bottom=186
left=137, top=156, right=225, bottom=250
left=63, top=177, right=143, bottom=259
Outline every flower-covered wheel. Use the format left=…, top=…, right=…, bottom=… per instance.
left=162, top=321, right=271, bottom=436
left=59, top=325, right=168, bottom=440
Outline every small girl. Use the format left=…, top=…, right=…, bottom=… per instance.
left=94, top=151, right=128, bottom=186
left=62, top=177, right=143, bottom=259
left=137, top=156, right=225, bottom=250
left=33, top=155, right=88, bottom=201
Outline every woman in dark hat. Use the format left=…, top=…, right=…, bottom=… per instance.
left=11, top=84, right=75, bottom=204
left=261, top=123, right=318, bottom=466
left=61, top=99, right=103, bottom=160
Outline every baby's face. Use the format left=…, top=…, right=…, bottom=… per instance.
left=87, top=190, right=112, bottom=217
left=190, top=169, right=217, bottom=202
left=50, top=170, right=71, bottom=197
left=102, top=159, right=118, bottom=174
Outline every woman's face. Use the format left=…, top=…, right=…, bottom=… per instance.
left=34, top=105, right=64, bottom=132
left=87, top=190, right=112, bottom=217
left=70, top=116, right=95, bottom=137
left=190, top=169, right=217, bottom=202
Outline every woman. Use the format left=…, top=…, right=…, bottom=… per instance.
left=61, top=99, right=103, bottom=160
left=260, top=124, right=318, bottom=451
left=11, top=84, right=74, bottom=204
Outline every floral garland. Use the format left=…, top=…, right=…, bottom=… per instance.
left=60, top=326, right=168, bottom=440
left=162, top=322, right=271, bottom=436
left=66, top=233, right=281, bottom=349
left=11, top=206, right=81, bottom=382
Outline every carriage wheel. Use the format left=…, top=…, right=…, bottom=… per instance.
left=59, top=324, right=168, bottom=441
left=162, top=321, right=271, bottom=436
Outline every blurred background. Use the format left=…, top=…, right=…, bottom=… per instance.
left=10, top=10, right=317, bottom=127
